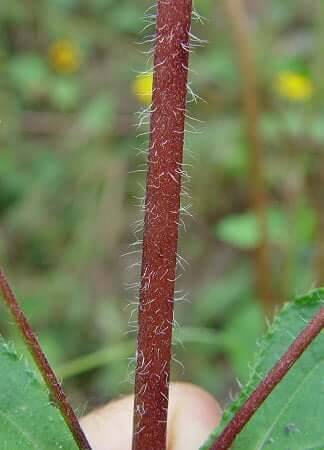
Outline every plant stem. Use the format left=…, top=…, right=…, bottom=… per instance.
left=224, top=0, right=273, bottom=313
left=310, top=2, right=324, bottom=286
left=0, top=269, right=91, bottom=450
left=132, top=1, right=192, bottom=449
left=210, top=307, right=324, bottom=450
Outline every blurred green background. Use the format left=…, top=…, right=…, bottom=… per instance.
left=1, top=0, right=323, bottom=413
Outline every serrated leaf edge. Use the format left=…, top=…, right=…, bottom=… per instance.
left=200, top=289, right=324, bottom=450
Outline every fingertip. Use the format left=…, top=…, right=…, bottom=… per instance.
left=80, top=395, right=133, bottom=450
left=80, top=383, right=222, bottom=450
left=168, top=383, right=222, bottom=450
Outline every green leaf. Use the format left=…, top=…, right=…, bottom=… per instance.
left=201, top=288, right=324, bottom=450
left=193, top=265, right=253, bottom=323
left=215, top=207, right=287, bottom=249
left=293, top=199, right=316, bottom=244
left=191, top=118, right=248, bottom=177
left=6, top=54, right=50, bottom=96
left=224, top=302, right=264, bottom=382
left=198, top=49, right=237, bottom=86
left=0, top=339, right=78, bottom=449
left=110, top=5, right=141, bottom=33
left=80, top=94, right=116, bottom=134
left=49, top=78, right=82, bottom=111
left=48, top=0, right=80, bottom=10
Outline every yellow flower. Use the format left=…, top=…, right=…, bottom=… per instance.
left=132, top=73, right=153, bottom=104
left=276, top=71, right=313, bottom=101
left=49, top=40, right=81, bottom=74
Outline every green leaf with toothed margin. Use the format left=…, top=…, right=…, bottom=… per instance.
left=201, top=288, right=324, bottom=450
left=0, top=339, right=78, bottom=449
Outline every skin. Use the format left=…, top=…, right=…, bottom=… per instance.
left=81, top=383, right=222, bottom=450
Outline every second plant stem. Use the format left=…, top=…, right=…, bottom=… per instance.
left=224, top=0, right=273, bottom=313
left=0, top=270, right=91, bottom=450
left=210, top=307, right=324, bottom=449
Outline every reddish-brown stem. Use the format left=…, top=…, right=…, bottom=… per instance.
left=224, top=0, right=273, bottom=313
left=210, top=307, right=324, bottom=450
left=308, top=161, right=324, bottom=285
left=0, top=269, right=91, bottom=450
left=132, top=1, right=192, bottom=449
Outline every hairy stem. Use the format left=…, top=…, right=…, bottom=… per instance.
left=224, top=0, right=273, bottom=313
left=0, top=269, right=91, bottom=450
left=132, top=1, right=192, bottom=449
left=210, top=307, right=324, bottom=450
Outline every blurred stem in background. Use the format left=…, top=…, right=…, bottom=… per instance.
left=310, top=2, right=324, bottom=286
left=224, top=0, right=274, bottom=314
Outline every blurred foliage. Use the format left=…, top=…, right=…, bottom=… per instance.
left=215, top=207, right=287, bottom=249
left=0, top=0, right=323, bottom=412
